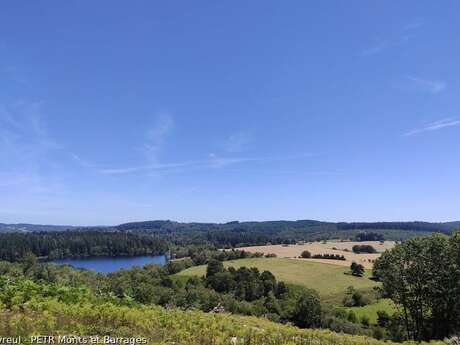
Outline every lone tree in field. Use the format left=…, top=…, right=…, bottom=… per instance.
left=350, top=262, right=365, bottom=277
left=300, top=250, right=311, bottom=258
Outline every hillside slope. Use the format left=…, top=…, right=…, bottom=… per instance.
left=0, top=297, right=397, bottom=345
left=177, top=258, right=378, bottom=303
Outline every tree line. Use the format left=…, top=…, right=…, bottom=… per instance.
left=300, top=250, right=346, bottom=261
left=354, top=232, right=385, bottom=242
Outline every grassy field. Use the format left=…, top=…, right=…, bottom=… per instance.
left=346, top=299, right=397, bottom=324
left=177, top=257, right=379, bottom=303
left=233, top=241, right=396, bottom=268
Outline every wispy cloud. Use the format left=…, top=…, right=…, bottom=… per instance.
left=70, top=153, right=98, bottom=169
left=74, top=116, right=308, bottom=177
left=360, top=20, right=424, bottom=56
left=0, top=101, right=64, bottom=195
left=403, top=19, right=424, bottom=31
left=224, top=130, right=253, bottom=153
left=405, top=76, right=446, bottom=94
left=71, top=112, right=175, bottom=173
left=97, top=153, right=314, bottom=175
left=360, top=41, right=388, bottom=56
left=97, top=161, right=193, bottom=175
left=404, top=118, right=460, bottom=136
left=143, top=112, right=174, bottom=162
left=0, top=101, right=59, bottom=168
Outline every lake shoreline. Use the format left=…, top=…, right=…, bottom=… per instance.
left=51, top=254, right=168, bottom=273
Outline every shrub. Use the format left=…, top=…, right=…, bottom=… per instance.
left=350, top=262, right=365, bottom=277
left=361, top=315, right=370, bottom=327
left=352, top=245, right=377, bottom=254
left=300, top=250, right=311, bottom=258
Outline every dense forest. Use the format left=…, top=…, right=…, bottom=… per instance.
left=0, top=231, right=168, bottom=261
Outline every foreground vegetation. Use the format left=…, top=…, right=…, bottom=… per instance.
left=0, top=258, right=392, bottom=343
left=374, top=232, right=460, bottom=341
left=0, top=282, right=397, bottom=345
left=0, top=266, right=447, bottom=345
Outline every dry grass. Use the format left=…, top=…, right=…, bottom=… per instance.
left=233, top=240, right=396, bottom=268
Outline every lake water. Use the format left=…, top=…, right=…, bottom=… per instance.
left=52, top=255, right=167, bottom=273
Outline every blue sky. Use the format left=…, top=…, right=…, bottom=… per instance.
left=1, top=1, right=459, bottom=225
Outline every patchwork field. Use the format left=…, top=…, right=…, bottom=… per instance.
left=177, top=257, right=379, bottom=303
left=233, top=240, right=396, bottom=268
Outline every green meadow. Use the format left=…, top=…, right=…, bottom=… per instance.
left=176, top=257, right=379, bottom=304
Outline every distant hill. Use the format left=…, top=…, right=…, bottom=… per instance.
left=1, top=220, right=459, bottom=243
left=113, top=219, right=460, bottom=243
left=115, top=219, right=459, bottom=233
left=335, top=221, right=460, bottom=233
left=0, top=223, right=76, bottom=233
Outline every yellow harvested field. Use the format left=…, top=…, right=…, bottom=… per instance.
left=234, top=241, right=396, bottom=268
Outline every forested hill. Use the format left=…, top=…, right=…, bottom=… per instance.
left=1, top=220, right=459, bottom=251
left=0, top=231, right=168, bottom=261
left=117, top=219, right=460, bottom=233
left=336, top=221, right=460, bottom=232
left=2, top=219, right=458, bottom=234
left=113, top=220, right=460, bottom=246
left=0, top=222, right=76, bottom=232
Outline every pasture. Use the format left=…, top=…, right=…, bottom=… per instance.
left=177, top=257, right=379, bottom=303
left=233, top=240, right=396, bottom=268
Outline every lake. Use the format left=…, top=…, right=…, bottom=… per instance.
left=52, top=255, right=167, bottom=273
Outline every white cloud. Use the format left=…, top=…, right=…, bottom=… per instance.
left=406, top=76, right=446, bottom=94
left=405, top=118, right=460, bottom=136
